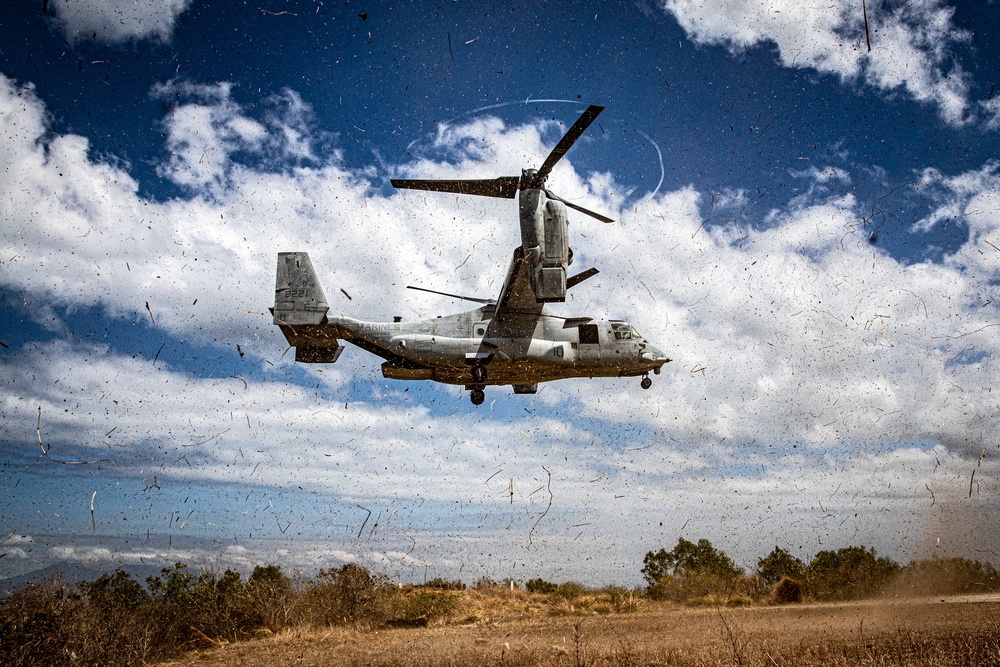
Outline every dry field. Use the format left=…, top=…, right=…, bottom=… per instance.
left=158, top=591, right=1000, bottom=667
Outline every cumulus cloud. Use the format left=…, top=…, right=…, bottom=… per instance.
left=3, top=74, right=1000, bottom=577
left=151, top=82, right=332, bottom=189
left=981, top=96, right=1000, bottom=131
left=580, top=175, right=1000, bottom=462
left=50, top=0, right=193, bottom=44
left=661, top=0, right=973, bottom=125
left=1, top=534, right=33, bottom=561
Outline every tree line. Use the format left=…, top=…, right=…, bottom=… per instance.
left=641, top=537, right=1000, bottom=604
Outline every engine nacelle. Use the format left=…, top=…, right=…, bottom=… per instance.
left=519, top=189, right=569, bottom=302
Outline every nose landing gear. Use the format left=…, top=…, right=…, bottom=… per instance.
left=470, top=388, right=485, bottom=405
left=640, top=375, right=652, bottom=390
left=471, top=363, right=488, bottom=383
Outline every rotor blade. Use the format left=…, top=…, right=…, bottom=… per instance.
left=391, top=177, right=519, bottom=199
left=566, top=268, right=599, bottom=290
left=407, top=285, right=495, bottom=304
left=531, top=105, right=605, bottom=187
left=544, top=189, right=614, bottom=223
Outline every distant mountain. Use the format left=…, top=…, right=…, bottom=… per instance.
left=0, top=561, right=165, bottom=598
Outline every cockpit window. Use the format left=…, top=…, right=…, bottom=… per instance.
left=611, top=321, right=642, bottom=341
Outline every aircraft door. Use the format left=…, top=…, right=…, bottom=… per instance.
left=576, top=323, right=601, bottom=361
left=455, top=315, right=471, bottom=338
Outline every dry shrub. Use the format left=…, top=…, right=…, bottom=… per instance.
left=245, top=565, right=299, bottom=630
left=771, top=576, right=803, bottom=604
left=648, top=571, right=739, bottom=604
left=0, top=574, right=87, bottom=667
left=601, top=586, right=641, bottom=614
left=297, top=563, right=396, bottom=628
left=525, top=578, right=558, bottom=594
left=733, top=574, right=767, bottom=600
left=144, top=563, right=261, bottom=644
left=400, top=589, right=460, bottom=626
left=454, top=586, right=545, bottom=625
left=0, top=573, right=158, bottom=667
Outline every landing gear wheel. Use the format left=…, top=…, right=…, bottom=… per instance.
left=471, top=363, right=488, bottom=382
left=641, top=376, right=652, bottom=390
left=470, top=389, right=485, bottom=406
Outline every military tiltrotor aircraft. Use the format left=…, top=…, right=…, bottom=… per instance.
left=271, top=105, right=671, bottom=405
left=272, top=249, right=670, bottom=405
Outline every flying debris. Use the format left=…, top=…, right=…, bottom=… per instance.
left=272, top=106, right=671, bottom=405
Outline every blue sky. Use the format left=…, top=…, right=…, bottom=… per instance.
left=2, top=0, right=999, bottom=587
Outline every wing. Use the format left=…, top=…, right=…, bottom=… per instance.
left=489, top=247, right=544, bottom=338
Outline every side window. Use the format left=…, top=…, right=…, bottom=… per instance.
left=579, top=324, right=599, bottom=344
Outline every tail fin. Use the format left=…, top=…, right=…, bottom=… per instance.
left=273, top=252, right=329, bottom=326
left=272, top=252, right=343, bottom=364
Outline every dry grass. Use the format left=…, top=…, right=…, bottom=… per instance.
left=155, top=592, right=1000, bottom=667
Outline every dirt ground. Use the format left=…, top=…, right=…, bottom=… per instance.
left=158, top=594, right=1000, bottom=667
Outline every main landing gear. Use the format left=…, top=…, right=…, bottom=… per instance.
left=470, top=388, right=485, bottom=406
left=640, top=375, right=652, bottom=390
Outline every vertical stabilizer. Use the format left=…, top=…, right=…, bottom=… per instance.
left=273, top=252, right=330, bottom=326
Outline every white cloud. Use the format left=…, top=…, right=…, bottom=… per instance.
left=1, top=534, right=33, bottom=561
left=981, top=96, right=1000, bottom=130
left=913, top=161, right=1000, bottom=278
left=51, top=0, right=193, bottom=44
left=661, top=0, right=973, bottom=125
left=2, top=74, right=1000, bottom=578
left=150, top=82, right=331, bottom=189
left=585, top=177, right=1000, bottom=461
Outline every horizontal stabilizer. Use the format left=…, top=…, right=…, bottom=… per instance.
left=273, top=252, right=329, bottom=326
left=296, top=344, right=343, bottom=364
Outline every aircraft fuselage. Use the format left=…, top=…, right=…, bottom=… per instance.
left=279, top=306, right=668, bottom=391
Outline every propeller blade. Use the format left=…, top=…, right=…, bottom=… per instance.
left=391, top=176, right=519, bottom=199
left=530, top=105, right=605, bottom=188
left=544, top=189, right=615, bottom=223
left=406, top=285, right=495, bottom=304
left=566, top=268, right=599, bottom=290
